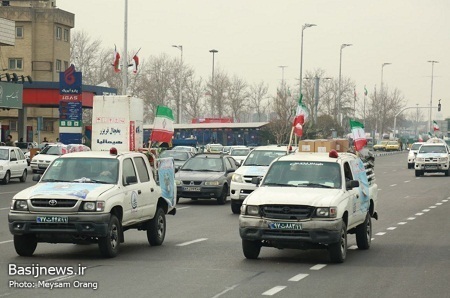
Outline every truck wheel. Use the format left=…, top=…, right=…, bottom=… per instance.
left=216, top=185, right=228, bottom=205
left=328, top=222, right=347, bottom=263
left=355, top=213, right=371, bottom=250
left=415, top=170, right=422, bottom=177
left=2, top=171, right=10, bottom=184
left=147, top=207, right=166, bottom=246
left=231, top=201, right=241, bottom=214
left=445, top=169, right=450, bottom=177
left=98, top=215, right=120, bottom=258
left=242, top=239, right=261, bottom=259
left=14, top=234, right=37, bottom=256
left=20, top=169, right=27, bottom=182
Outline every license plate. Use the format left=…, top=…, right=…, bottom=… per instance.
left=38, top=164, right=48, bottom=169
left=269, top=222, right=302, bottom=230
left=36, top=216, right=68, bottom=223
left=425, top=165, right=437, bottom=170
left=183, top=186, right=201, bottom=192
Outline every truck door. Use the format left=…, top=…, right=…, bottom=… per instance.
left=133, top=156, right=156, bottom=218
left=344, top=161, right=364, bottom=225
left=121, top=158, right=143, bottom=225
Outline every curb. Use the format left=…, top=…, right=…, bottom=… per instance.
left=372, top=150, right=406, bottom=157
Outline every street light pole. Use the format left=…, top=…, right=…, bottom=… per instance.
left=299, top=23, right=316, bottom=100
left=428, top=60, right=438, bottom=133
left=337, top=43, right=352, bottom=125
left=278, top=65, right=287, bottom=96
left=172, top=45, right=183, bottom=123
left=380, top=62, right=391, bottom=91
left=209, top=49, right=218, bottom=116
left=122, top=0, right=129, bottom=95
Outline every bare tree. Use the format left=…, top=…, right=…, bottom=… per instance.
left=207, top=69, right=230, bottom=118
left=70, top=30, right=102, bottom=85
left=248, top=81, right=269, bottom=122
left=184, top=75, right=206, bottom=121
left=227, top=75, right=249, bottom=122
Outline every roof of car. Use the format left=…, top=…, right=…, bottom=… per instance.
left=277, top=151, right=356, bottom=163
left=59, top=150, right=145, bottom=159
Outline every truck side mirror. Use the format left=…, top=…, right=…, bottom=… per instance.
left=346, top=180, right=359, bottom=190
left=251, top=176, right=261, bottom=186
left=32, top=174, right=41, bottom=182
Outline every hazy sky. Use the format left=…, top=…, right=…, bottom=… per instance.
left=58, top=0, right=450, bottom=121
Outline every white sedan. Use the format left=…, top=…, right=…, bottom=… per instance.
left=0, top=146, right=28, bottom=184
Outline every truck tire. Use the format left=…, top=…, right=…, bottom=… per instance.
left=242, top=239, right=261, bottom=259
left=355, top=213, right=372, bottom=250
left=415, top=170, right=422, bottom=177
left=328, top=222, right=347, bottom=263
left=20, top=169, right=27, bottom=182
left=445, top=169, right=450, bottom=177
left=98, top=215, right=120, bottom=258
left=231, top=201, right=241, bottom=214
left=14, top=234, right=37, bottom=256
left=2, top=171, right=10, bottom=184
left=147, top=207, right=166, bottom=246
left=216, top=185, right=228, bottom=205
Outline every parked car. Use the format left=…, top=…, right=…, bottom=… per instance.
left=407, top=142, right=425, bottom=169
left=373, top=140, right=389, bottom=151
left=175, top=153, right=239, bottom=204
left=158, top=150, right=194, bottom=171
left=205, top=143, right=224, bottom=153
left=172, top=146, right=198, bottom=155
left=229, top=147, right=251, bottom=164
left=30, top=144, right=90, bottom=173
left=0, top=146, right=28, bottom=184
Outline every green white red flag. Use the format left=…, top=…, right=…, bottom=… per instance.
left=350, top=119, right=367, bottom=151
left=150, top=106, right=174, bottom=143
left=433, top=120, right=439, bottom=131
left=293, top=94, right=309, bottom=137
left=113, top=45, right=120, bottom=73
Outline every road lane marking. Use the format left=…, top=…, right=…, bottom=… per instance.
left=0, top=240, right=12, bottom=244
left=175, top=238, right=208, bottom=246
left=371, top=238, right=375, bottom=241
left=0, top=191, right=17, bottom=195
left=212, top=284, right=239, bottom=298
left=436, top=203, right=443, bottom=205
left=429, top=206, right=437, bottom=208
left=288, top=274, right=309, bottom=282
left=375, top=232, right=386, bottom=236
left=422, top=209, right=430, bottom=212
left=442, top=199, right=448, bottom=202
left=415, top=213, right=424, bottom=216
left=407, top=217, right=415, bottom=220
left=390, top=184, right=397, bottom=187
left=398, top=222, right=407, bottom=225
left=176, top=206, right=191, bottom=210
left=310, top=264, right=326, bottom=270
left=262, top=286, right=286, bottom=296
left=404, top=180, right=410, bottom=183
left=348, top=245, right=358, bottom=250
left=0, top=207, right=10, bottom=211
left=387, top=227, right=396, bottom=230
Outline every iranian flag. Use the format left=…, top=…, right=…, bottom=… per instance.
left=132, top=54, right=139, bottom=74
left=293, top=94, right=309, bottom=137
left=350, top=120, right=367, bottom=151
left=433, top=120, right=440, bottom=131
left=418, top=134, right=423, bottom=142
left=150, top=106, right=174, bottom=143
left=113, top=45, right=121, bottom=73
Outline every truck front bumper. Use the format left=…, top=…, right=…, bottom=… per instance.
left=414, top=162, right=449, bottom=172
left=239, top=216, right=342, bottom=245
left=9, top=212, right=111, bottom=239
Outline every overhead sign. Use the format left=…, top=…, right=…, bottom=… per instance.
left=0, top=82, right=23, bottom=109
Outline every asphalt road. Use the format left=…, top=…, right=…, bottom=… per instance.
left=0, top=153, right=449, bottom=298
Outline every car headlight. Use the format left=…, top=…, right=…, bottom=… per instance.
left=204, top=181, right=220, bottom=186
left=315, top=207, right=337, bottom=218
left=81, top=201, right=105, bottom=212
left=175, top=180, right=182, bottom=185
left=416, top=157, right=424, bottom=162
left=12, top=200, right=28, bottom=211
left=232, top=173, right=245, bottom=183
left=0, top=166, right=3, bottom=170
left=440, top=157, right=448, bottom=162
left=245, top=205, right=260, bottom=216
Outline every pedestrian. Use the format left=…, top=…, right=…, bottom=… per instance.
left=5, top=134, right=13, bottom=146
left=43, top=137, right=48, bottom=143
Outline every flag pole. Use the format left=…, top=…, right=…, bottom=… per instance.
left=287, top=126, right=294, bottom=154
left=122, top=0, right=128, bottom=95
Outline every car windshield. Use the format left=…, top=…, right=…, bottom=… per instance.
left=230, top=148, right=250, bottom=156
left=39, top=145, right=63, bottom=155
left=419, top=145, right=447, bottom=154
left=263, top=161, right=341, bottom=189
left=42, top=158, right=119, bottom=184
left=208, top=145, right=223, bottom=152
left=243, top=150, right=286, bottom=166
left=388, top=141, right=398, bottom=145
left=0, top=149, right=9, bottom=160
left=172, top=146, right=194, bottom=152
left=411, top=143, right=423, bottom=150
left=159, top=150, right=190, bottom=161
left=181, top=156, right=223, bottom=172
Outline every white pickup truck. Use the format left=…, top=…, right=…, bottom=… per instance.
left=239, top=150, right=378, bottom=263
left=9, top=148, right=176, bottom=258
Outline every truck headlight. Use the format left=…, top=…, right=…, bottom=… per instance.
left=440, top=157, right=448, bottom=162
left=175, top=180, right=182, bottom=186
left=246, top=205, right=260, bottom=216
left=13, top=200, right=28, bottom=211
left=232, top=173, right=245, bottom=183
left=81, top=201, right=105, bottom=212
left=315, top=207, right=337, bottom=218
left=0, top=166, right=3, bottom=170
left=416, top=158, right=424, bottom=162
left=205, top=181, right=220, bottom=186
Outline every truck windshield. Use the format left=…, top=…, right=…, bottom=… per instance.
left=262, top=161, right=342, bottom=189
left=243, top=150, right=286, bottom=166
left=42, top=158, right=119, bottom=184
